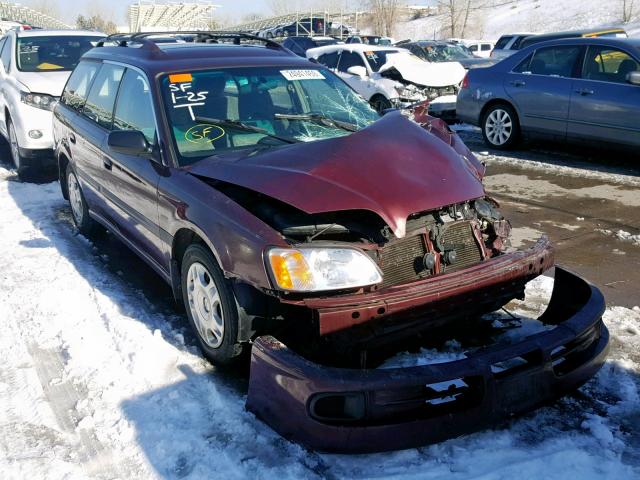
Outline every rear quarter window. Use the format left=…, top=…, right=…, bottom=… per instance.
left=494, top=36, right=513, bottom=50
left=61, top=61, right=100, bottom=110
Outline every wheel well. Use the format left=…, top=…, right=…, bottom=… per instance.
left=170, top=228, right=206, bottom=301
left=479, top=99, right=519, bottom=126
left=58, top=154, right=70, bottom=199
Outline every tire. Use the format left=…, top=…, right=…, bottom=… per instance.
left=481, top=103, right=520, bottom=150
left=66, top=164, right=96, bottom=235
left=370, top=95, right=392, bottom=113
left=7, top=117, right=28, bottom=179
left=266, top=32, right=273, bottom=39
left=181, top=244, right=245, bottom=366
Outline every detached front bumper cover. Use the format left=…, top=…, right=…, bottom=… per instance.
left=246, top=267, right=609, bottom=453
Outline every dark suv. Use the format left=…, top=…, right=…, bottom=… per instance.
left=54, top=32, right=607, bottom=453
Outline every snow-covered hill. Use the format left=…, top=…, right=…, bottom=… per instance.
left=399, top=0, right=640, bottom=41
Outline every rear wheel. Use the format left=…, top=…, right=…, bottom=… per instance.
left=481, top=103, right=520, bottom=149
left=181, top=244, right=245, bottom=366
left=66, top=165, right=96, bottom=235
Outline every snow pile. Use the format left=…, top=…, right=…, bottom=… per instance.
left=598, top=228, right=640, bottom=247
left=0, top=165, right=639, bottom=478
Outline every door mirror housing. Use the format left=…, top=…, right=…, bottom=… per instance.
left=627, top=71, right=640, bottom=86
left=347, top=65, right=367, bottom=78
left=107, top=130, right=152, bottom=156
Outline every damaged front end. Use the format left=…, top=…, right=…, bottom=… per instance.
left=246, top=267, right=608, bottom=453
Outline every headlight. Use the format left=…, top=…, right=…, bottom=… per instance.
left=267, top=247, right=382, bottom=292
left=20, top=91, right=58, bottom=111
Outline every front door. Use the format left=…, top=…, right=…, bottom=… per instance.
left=568, top=45, right=640, bottom=147
left=505, top=45, right=583, bottom=138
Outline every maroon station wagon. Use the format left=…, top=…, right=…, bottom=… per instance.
left=53, top=33, right=609, bottom=453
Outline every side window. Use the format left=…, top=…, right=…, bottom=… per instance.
left=83, top=63, right=124, bottom=129
left=113, top=69, right=156, bottom=144
left=513, top=53, right=533, bottom=73
left=494, top=36, right=513, bottom=50
left=337, top=51, right=366, bottom=73
left=61, top=61, right=100, bottom=111
left=469, top=45, right=478, bottom=52
left=317, top=52, right=338, bottom=69
left=527, top=46, right=581, bottom=77
left=481, top=44, right=492, bottom=51
left=0, top=37, right=11, bottom=72
left=583, top=46, right=639, bottom=84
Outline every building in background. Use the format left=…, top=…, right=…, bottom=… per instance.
left=128, top=1, right=219, bottom=33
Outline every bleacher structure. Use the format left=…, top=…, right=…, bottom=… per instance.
left=226, top=11, right=363, bottom=37
left=0, top=2, right=71, bottom=29
left=128, top=1, right=219, bottom=32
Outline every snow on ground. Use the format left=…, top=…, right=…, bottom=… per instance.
left=1, top=165, right=640, bottom=479
left=598, top=228, right=640, bottom=247
left=400, top=0, right=640, bottom=40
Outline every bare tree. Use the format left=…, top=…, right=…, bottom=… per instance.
left=436, top=0, right=487, bottom=38
left=76, top=14, right=118, bottom=34
left=622, top=0, right=637, bottom=22
left=368, top=0, right=404, bottom=37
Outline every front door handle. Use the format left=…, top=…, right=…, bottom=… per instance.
left=69, top=133, right=76, bottom=144
left=575, top=88, right=594, bottom=96
left=103, top=157, right=112, bottom=170
left=509, top=80, right=526, bottom=87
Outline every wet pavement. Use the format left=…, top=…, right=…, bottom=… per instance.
left=458, top=130, right=640, bottom=308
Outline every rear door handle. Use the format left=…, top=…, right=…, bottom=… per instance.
left=103, top=157, right=112, bottom=170
left=509, top=80, right=526, bottom=87
left=575, top=88, right=594, bottom=96
left=69, top=133, right=76, bottom=144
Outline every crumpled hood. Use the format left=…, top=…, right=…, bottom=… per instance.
left=188, top=112, right=485, bottom=238
left=380, top=53, right=466, bottom=87
left=14, top=71, right=70, bottom=96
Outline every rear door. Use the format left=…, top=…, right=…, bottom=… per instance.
left=505, top=45, right=583, bottom=137
left=74, top=62, right=125, bottom=225
left=103, top=67, right=165, bottom=269
left=567, top=44, right=640, bottom=147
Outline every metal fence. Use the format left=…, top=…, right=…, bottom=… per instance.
left=0, top=2, right=71, bottom=29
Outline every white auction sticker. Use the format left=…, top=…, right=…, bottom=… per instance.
left=280, top=69, right=325, bottom=81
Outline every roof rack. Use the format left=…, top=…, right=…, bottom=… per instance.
left=96, top=31, right=287, bottom=52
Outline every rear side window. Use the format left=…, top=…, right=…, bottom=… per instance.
left=468, top=44, right=478, bottom=52
left=113, top=69, right=156, bottom=144
left=338, top=51, right=366, bottom=73
left=61, top=61, right=100, bottom=111
left=494, top=36, right=513, bottom=50
left=583, top=46, right=639, bottom=84
left=317, top=52, right=339, bottom=69
left=481, top=44, right=492, bottom=51
left=528, top=46, right=582, bottom=77
left=0, top=37, right=11, bottom=72
left=83, top=63, right=124, bottom=129
left=511, top=36, right=529, bottom=50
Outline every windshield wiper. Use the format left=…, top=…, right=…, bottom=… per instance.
left=194, top=116, right=299, bottom=144
left=274, top=113, right=359, bottom=132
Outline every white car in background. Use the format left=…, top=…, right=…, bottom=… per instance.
left=0, top=29, right=104, bottom=179
left=307, top=43, right=466, bottom=119
left=461, top=40, right=494, bottom=58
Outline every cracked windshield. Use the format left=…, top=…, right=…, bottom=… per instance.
left=162, top=67, right=380, bottom=165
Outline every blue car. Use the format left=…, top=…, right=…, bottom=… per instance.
left=457, top=37, right=640, bottom=150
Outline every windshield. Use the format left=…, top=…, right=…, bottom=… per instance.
left=161, top=67, right=380, bottom=165
left=16, top=35, right=103, bottom=72
left=417, top=44, right=474, bottom=62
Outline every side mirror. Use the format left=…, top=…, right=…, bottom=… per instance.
left=347, top=65, right=367, bottom=78
left=627, top=71, right=640, bottom=86
left=107, top=130, right=151, bottom=156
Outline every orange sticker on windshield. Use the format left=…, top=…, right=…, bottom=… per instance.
left=169, top=73, right=193, bottom=83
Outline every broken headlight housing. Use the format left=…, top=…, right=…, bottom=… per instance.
left=267, top=247, right=382, bottom=292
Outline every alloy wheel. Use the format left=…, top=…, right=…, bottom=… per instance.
left=186, top=262, right=225, bottom=348
left=485, top=108, right=513, bottom=146
left=67, top=171, right=84, bottom=225
left=8, top=121, right=20, bottom=169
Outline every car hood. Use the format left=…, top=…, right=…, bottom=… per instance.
left=380, top=54, right=466, bottom=87
left=14, top=71, right=70, bottom=96
left=188, top=113, right=485, bottom=238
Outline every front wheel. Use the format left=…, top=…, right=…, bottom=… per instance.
left=7, top=118, right=27, bottom=179
left=181, top=244, right=245, bottom=366
left=370, top=95, right=392, bottom=113
left=481, top=104, right=520, bottom=149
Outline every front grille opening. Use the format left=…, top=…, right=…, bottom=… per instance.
left=490, top=349, right=543, bottom=379
left=551, top=324, right=601, bottom=376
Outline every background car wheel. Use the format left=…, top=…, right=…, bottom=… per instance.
left=8, top=118, right=28, bottom=179
left=266, top=32, right=273, bottom=39
left=481, top=103, right=520, bottom=150
left=181, top=244, right=245, bottom=366
left=66, top=165, right=96, bottom=235
left=370, top=95, right=392, bottom=113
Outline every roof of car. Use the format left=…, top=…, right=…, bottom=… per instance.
left=307, top=43, right=399, bottom=55
left=13, top=29, right=105, bottom=37
left=525, top=27, right=626, bottom=41
left=523, top=36, right=640, bottom=50
left=83, top=42, right=314, bottom=77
